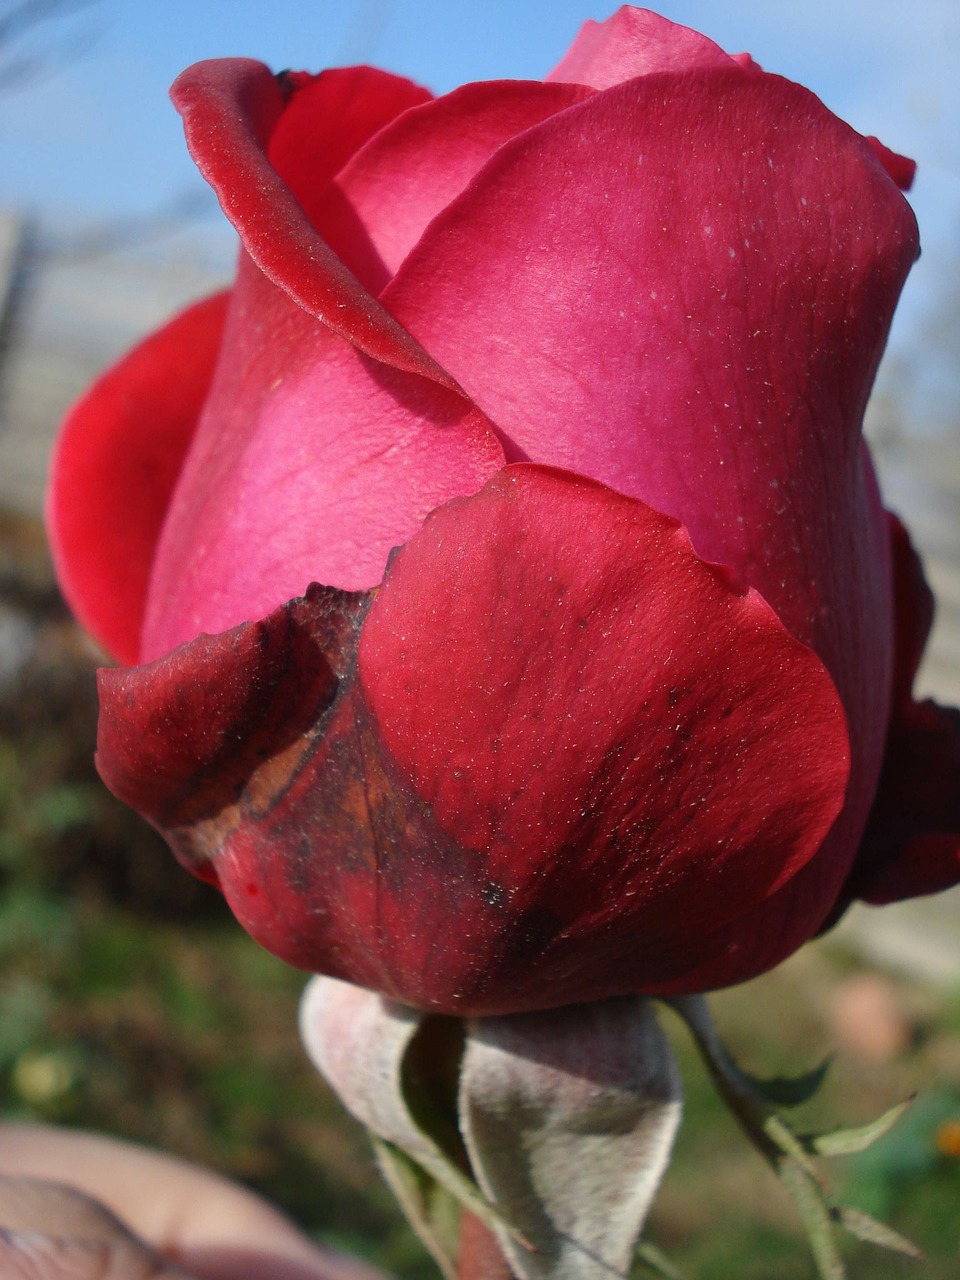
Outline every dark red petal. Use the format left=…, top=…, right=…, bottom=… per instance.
left=385, top=71, right=915, bottom=912
left=886, top=512, right=935, bottom=707
left=318, top=79, right=592, bottom=292
left=358, top=466, right=849, bottom=1004
left=170, top=59, right=462, bottom=391
left=857, top=699, right=960, bottom=903
left=97, top=585, right=359, bottom=883
left=46, top=291, right=228, bottom=664
left=97, top=468, right=849, bottom=1013
left=673, top=509, right=957, bottom=989
left=831, top=514, right=960, bottom=906
left=99, top=582, right=496, bottom=1002
left=267, top=65, right=431, bottom=234
left=547, top=6, right=741, bottom=86
left=865, top=136, right=917, bottom=191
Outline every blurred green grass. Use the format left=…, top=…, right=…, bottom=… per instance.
left=1, top=510, right=959, bottom=1279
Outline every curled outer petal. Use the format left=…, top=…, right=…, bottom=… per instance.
left=46, top=292, right=228, bottom=664
left=141, top=58, right=506, bottom=658
left=96, top=467, right=849, bottom=1014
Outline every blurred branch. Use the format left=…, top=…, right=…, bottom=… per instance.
left=0, top=0, right=99, bottom=93
left=29, top=187, right=226, bottom=264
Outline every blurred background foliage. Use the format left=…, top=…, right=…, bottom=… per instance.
left=1, top=2, right=959, bottom=1277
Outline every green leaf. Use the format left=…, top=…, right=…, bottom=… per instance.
left=807, top=1098, right=913, bottom=1157
left=372, top=1136, right=460, bottom=1280
left=778, top=1159, right=845, bottom=1280
left=741, top=1057, right=832, bottom=1108
left=669, top=995, right=927, bottom=1277
left=763, top=1112, right=823, bottom=1183
left=835, top=1205, right=924, bottom=1260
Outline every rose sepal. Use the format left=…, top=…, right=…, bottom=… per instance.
left=301, top=979, right=684, bottom=1280
left=298, top=977, right=528, bottom=1280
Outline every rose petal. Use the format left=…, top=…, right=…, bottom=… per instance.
left=831, top=515, right=960, bottom=906
left=319, top=79, right=592, bottom=293
left=140, top=256, right=503, bottom=659
left=97, top=583, right=356, bottom=882
left=97, top=468, right=849, bottom=1012
left=171, top=59, right=462, bottom=390
left=547, top=6, right=742, bottom=87
left=266, top=65, right=431, bottom=236
left=856, top=699, right=960, bottom=904
left=357, top=466, right=849, bottom=1005
left=886, top=512, right=935, bottom=707
left=385, top=70, right=915, bottom=648
left=865, top=136, right=917, bottom=191
left=659, top=511, right=957, bottom=989
left=385, top=67, right=915, bottom=904
left=46, top=291, right=229, bottom=663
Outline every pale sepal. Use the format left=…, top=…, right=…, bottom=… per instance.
left=299, top=974, right=522, bottom=1277
left=459, top=996, right=682, bottom=1279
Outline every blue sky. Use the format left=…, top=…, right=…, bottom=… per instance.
left=2, top=0, right=959, bottom=393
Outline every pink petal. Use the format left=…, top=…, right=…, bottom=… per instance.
left=318, top=79, right=592, bottom=293
left=384, top=67, right=917, bottom=903
left=141, top=254, right=503, bottom=660
left=385, top=72, right=916, bottom=645
left=170, top=59, right=460, bottom=389
left=266, top=65, right=431, bottom=234
left=547, top=7, right=742, bottom=87
left=46, top=291, right=228, bottom=664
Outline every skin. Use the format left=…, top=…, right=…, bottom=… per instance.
left=0, top=1125, right=390, bottom=1280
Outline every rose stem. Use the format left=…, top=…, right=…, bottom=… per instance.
left=457, top=1212, right=516, bottom=1280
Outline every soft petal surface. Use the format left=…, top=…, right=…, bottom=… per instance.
left=47, top=291, right=228, bottom=664
left=357, top=467, right=849, bottom=1004
left=98, top=469, right=849, bottom=1011
left=865, top=136, right=917, bottom=191
left=385, top=67, right=917, bottom=908
left=648, top=508, right=958, bottom=991
left=547, top=6, right=740, bottom=86
left=856, top=699, right=960, bottom=903
left=318, top=79, right=592, bottom=293
left=385, top=70, right=915, bottom=650
left=838, top=516, right=960, bottom=906
left=141, top=256, right=503, bottom=661
left=171, top=59, right=457, bottom=389
left=266, top=65, right=431, bottom=231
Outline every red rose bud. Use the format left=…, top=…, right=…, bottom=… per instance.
left=48, top=7, right=959, bottom=1014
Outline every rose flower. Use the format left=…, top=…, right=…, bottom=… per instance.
left=48, top=8, right=960, bottom=1015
